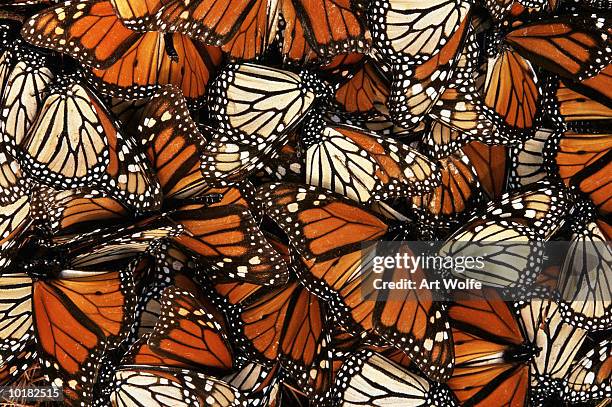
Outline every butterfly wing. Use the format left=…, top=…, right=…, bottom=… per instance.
left=21, top=76, right=162, bottom=213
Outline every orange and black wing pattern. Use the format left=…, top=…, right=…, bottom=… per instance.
left=504, top=17, right=611, bottom=81
left=448, top=288, right=533, bottom=406
left=463, top=141, right=508, bottom=200
left=171, top=203, right=289, bottom=285
left=21, top=1, right=141, bottom=69
left=255, top=182, right=388, bottom=260
left=139, top=87, right=210, bottom=201
left=547, top=131, right=611, bottom=215
left=146, top=286, right=233, bottom=373
left=21, top=1, right=223, bottom=100
left=33, top=269, right=136, bottom=405
left=412, top=150, right=482, bottom=226
left=334, top=61, right=389, bottom=114
left=224, top=279, right=332, bottom=398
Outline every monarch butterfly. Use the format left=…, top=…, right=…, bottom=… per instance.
left=108, top=97, right=148, bottom=138
left=333, top=60, right=389, bottom=114
left=0, top=218, right=182, bottom=405
left=304, top=123, right=441, bottom=204
left=439, top=218, right=544, bottom=287
left=15, top=75, right=161, bottom=213
left=503, top=15, right=611, bottom=82
left=135, top=92, right=285, bottom=286
left=483, top=181, right=573, bottom=239
left=201, top=63, right=317, bottom=186
left=386, top=14, right=472, bottom=127
left=509, top=128, right=555, bottom=189
left=449, top=288, right=536, bottom=405
left=422, top=121, right=475, bottom=160
left=545, top=131, right=611, bottom=216
left=448, top=289, right=612, bottom=405
left=21, top=0, right=223, bottom=100
left=169, top=201, right=290, bottom=286
left=213, top=278, right=334, bottom=399
left=482, top=47, right=541, bottom=131
left=330, top=349, right=456, bottom=406
left=0, top=42, right=54, bottom=158
left=367, top=0, right=471, bottom=65
left=202, top=236, right=331, bottom=398
left=462, top=141, right=508, bottom=200
left=411, top=150, right=483, bottom=231
left=256, top=183, right=454, bottom=382
left=150, top=0, right=367, bottom=62
left=555, top=201, right=611, bottom=331
left=448, top=289, right=584, bottom=405
left=129, top=286, right=234, bottom=373
left=138, top=87, right=210, bottom=201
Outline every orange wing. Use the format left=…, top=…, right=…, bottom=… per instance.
left=153, top=0, right=258, bottom=46
left=123, top=335, right=191, bottom=367
left=43, top=189, right=130, bottom=235
left=171, top=203, right=289, bottom=285
left=34, top=270, right=135, bottom=405
left=412, top=151, right=481, bottom=225
left=89, top=32, right=223, bottom=99
left=484, top=49, right=540, bottom=130
left=335, top=61, right=389, bottom=113
left=41, top=271, right=136, bottom=348
left=139, top=88, right=210, bottom=200
left=505, top=18, right=611, bottom=81
left=302, top=243, right=454, bottom=382
left=256, top=182, right=388, bottom=261
left=234, top=280, right=331, bottom=397
left=553, top=132, right=611, bottom=215
left=289, top=0, right=367, bottom=57
left=462, top=141, right=508, bottom=200
left=221, top=0, right=279, bottom=60
left=21, top=1, right=141, bottom=69
left=448, top=288, right=532, bottom=406
left=280, top=1, right=319, bottom=63
left=21, top=1, right=222, bottom=99
left=563, top=64, right=612, bottom=108
left=146, top=287, right=233, bottom=373
left=553, top=80, right=612, bottom=122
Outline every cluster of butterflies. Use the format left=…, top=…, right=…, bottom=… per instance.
left=0, top=0, right=610, bottom=405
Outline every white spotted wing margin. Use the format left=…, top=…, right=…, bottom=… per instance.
left=202, top=63, right=317, bottom=187
left=17, top=75, right=162, bottom=213
left=563, top=339, right=612, bottom=403
left=305, top=123, right=441, bottom=204
left=110, top=366, right=246, bottom=407
left=326, top=349, right=457, bottom=406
